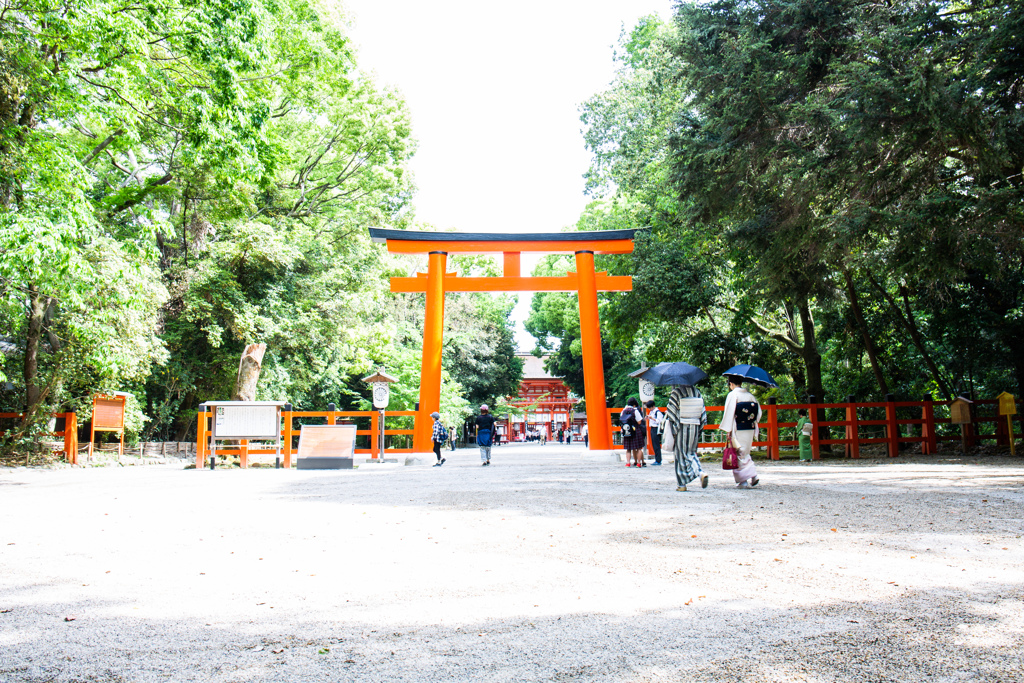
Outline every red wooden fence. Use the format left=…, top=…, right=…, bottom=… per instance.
left=0, top=412, right=79, bottom=463
left=607, top=397, right=1019, bottom=460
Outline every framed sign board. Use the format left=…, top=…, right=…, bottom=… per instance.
left=211, top=403, right=281, bottom=439
left=93, top=396, right=126, bottom=430
left=297, top=425, right=356, bottom=469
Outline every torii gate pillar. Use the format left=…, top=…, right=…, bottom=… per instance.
left=574, top=250, right=612, bottom=450
left=369, top=228, right=638, bottom=453
left=416, top=251, right=447, bottom=452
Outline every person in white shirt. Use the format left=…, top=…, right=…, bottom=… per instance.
left=719, top=376, right=762, bottom=487
left=645, top=400, right=664, bottom=465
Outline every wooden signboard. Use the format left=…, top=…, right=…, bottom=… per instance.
left=212, top=404, right=280, bottom=439
left=89, top=393, right=128, bottom=458
left=93, top=396, right=125, bottom=430
left=296, top=424, right=357, bottom=469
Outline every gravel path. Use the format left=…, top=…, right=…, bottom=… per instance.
left=1, top=444, right=1022, bottom=682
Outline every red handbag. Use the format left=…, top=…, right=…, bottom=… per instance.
left=722, top=433, right=739, bottom=470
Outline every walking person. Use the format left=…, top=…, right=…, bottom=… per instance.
left=430, top=412, right=447, bottom=467
left=645, top=400, right=664, bottom=465
left=582, top=423, right=588, bottom=447
left=663, top=385, right=709, bottom=491
left=620, top=397, right=647, bottom=467
left=720, top=376, right=762, bottom=487
left=476, top=404, right=495, bottom=466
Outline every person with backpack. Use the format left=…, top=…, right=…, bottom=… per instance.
left=620, top=397, right=647, bottom=467
left=430, top=412, right=447, bottom=467
left=475, top=404, right=496, bottom=466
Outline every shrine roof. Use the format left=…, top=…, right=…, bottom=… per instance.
left=368, top=228, right=640, bottom=254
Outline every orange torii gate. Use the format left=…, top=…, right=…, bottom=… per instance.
left=368, top=228, right=637, bottom=452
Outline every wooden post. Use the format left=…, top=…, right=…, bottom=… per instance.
left=282, top=403, right=293, bottom=468
left=575, top=250, right=611, bottom=451
left=196, top=406, right=207, bottom=469
left=885, top=393, right=899, bottom=457
left=921, top=394, right=937, bottom=455
left=808, top=396, right=821, bottom=460
left=766, top=397, right=779, bottom=460
left=64, top=412, right=78, bottom=464
left=845, top=395, right=860, bottom=459
left=370, top=410, right=380, bottom=460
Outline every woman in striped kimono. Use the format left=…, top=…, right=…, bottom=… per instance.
left=664, top=385, right=709, bottom=491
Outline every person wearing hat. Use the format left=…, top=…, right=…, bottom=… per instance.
left=430, top=412, right=447, bottom=466
left=719, top=375, right=762, bottom=487
left=475, top=404, right=496, bottom=466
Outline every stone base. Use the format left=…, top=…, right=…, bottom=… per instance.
left=296, top=457, right=353, bottom=470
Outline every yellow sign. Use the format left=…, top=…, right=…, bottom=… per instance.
left=997, top=392, right=1017, bottom=416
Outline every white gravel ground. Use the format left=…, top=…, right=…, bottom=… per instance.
left=1, top=443, right=1022, bottom=682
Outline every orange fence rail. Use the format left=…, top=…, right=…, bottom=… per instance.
left=0, top=412, right=79, bottom=463
left=606, top=397, right=1020, bottom=460
left=195, top=407, right=416, bottom=469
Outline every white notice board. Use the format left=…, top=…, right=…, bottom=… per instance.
left=213, top=404, right=280, bottom=438
left=297, top=425, right=357, bottom=458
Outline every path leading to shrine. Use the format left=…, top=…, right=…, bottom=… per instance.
left=2, top=445, right=1022, bottom=682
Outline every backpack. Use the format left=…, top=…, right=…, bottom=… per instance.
left=436, top=423, right=448, bottom=443
left=620, top=407, right=639, bottom=438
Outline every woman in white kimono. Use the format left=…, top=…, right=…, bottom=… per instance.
left=663, top=385, right=709, bottom=491
left=719, top=376, right=761, bottom=487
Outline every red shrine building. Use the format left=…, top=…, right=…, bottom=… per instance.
left=500, top=353, right=583, bottom=441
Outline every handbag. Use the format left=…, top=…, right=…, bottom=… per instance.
left=722, top=433, right=739, bottom=470
left=661, top=421, right=675, bottom=452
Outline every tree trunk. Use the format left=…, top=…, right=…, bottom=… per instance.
left=843, top=269, right=889, bottom=397
left=865, top=271, right=952, bottom=400
left=232, top=343, right=267, bottom=401
left=798, top=302, right=830, bottom=450
left=23, top=285, right=48, bottom=422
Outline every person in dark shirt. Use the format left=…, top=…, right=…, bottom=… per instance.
left=475, top=404, right=496, bottom=466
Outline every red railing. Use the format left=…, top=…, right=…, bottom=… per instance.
left=196, top=407, right=416, bottom=469
left=0, top=412, right=79, bottom=463
left=606, top=397, right=1020, bottom=460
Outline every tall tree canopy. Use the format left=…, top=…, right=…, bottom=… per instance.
left=568, top=1, right=1023, bottom=407
left=1, top=0, right=522, bottom=451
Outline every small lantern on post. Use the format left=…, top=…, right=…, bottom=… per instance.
left=997, top=392, right=1016, bottom=455
left=950, top=397, right=974, bottom=453
left=362, top=368, right=398, bottom=461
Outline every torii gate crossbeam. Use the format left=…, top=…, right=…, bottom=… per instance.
left=368, top=228, right=638, bottom=453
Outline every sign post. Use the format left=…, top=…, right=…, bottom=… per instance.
left=362, top=369, right=398, bottom=461
left=88, top=393, right=128, bottom=460
left=202, top=401, right=285, bottom=468
left=997, top=392, right=1016, bottom=455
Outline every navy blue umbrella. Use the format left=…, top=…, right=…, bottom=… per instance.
left=722, top=364, right=778, bottom=388
left=632, top=362, right=708, bottom=387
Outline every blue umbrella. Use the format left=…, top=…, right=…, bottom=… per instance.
left=722, top=364, right=778, bottom=388
left=632, top=362, right=709, bottom=387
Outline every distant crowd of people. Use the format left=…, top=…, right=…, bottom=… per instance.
left=429, top=375, right=764, bottom=491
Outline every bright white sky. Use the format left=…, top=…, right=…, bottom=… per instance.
left=340, top=0, right=673, bottom=349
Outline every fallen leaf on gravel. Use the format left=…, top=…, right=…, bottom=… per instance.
left=345, top=659, right=356, bottom=663
left=272, top=648, right=284, bottom=654
left=774, top=558, right=782, bottom=562
left=1, top=609, right=12, bottom=613
left=691, top=535, right=697, bottom=538
left=830, top=528, right=837, bottom=532
left=848, top=620, right=859, bottom=623
left=685, top=599, right=692, bottom=605
left=64, top=616, right=76, bottom=622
